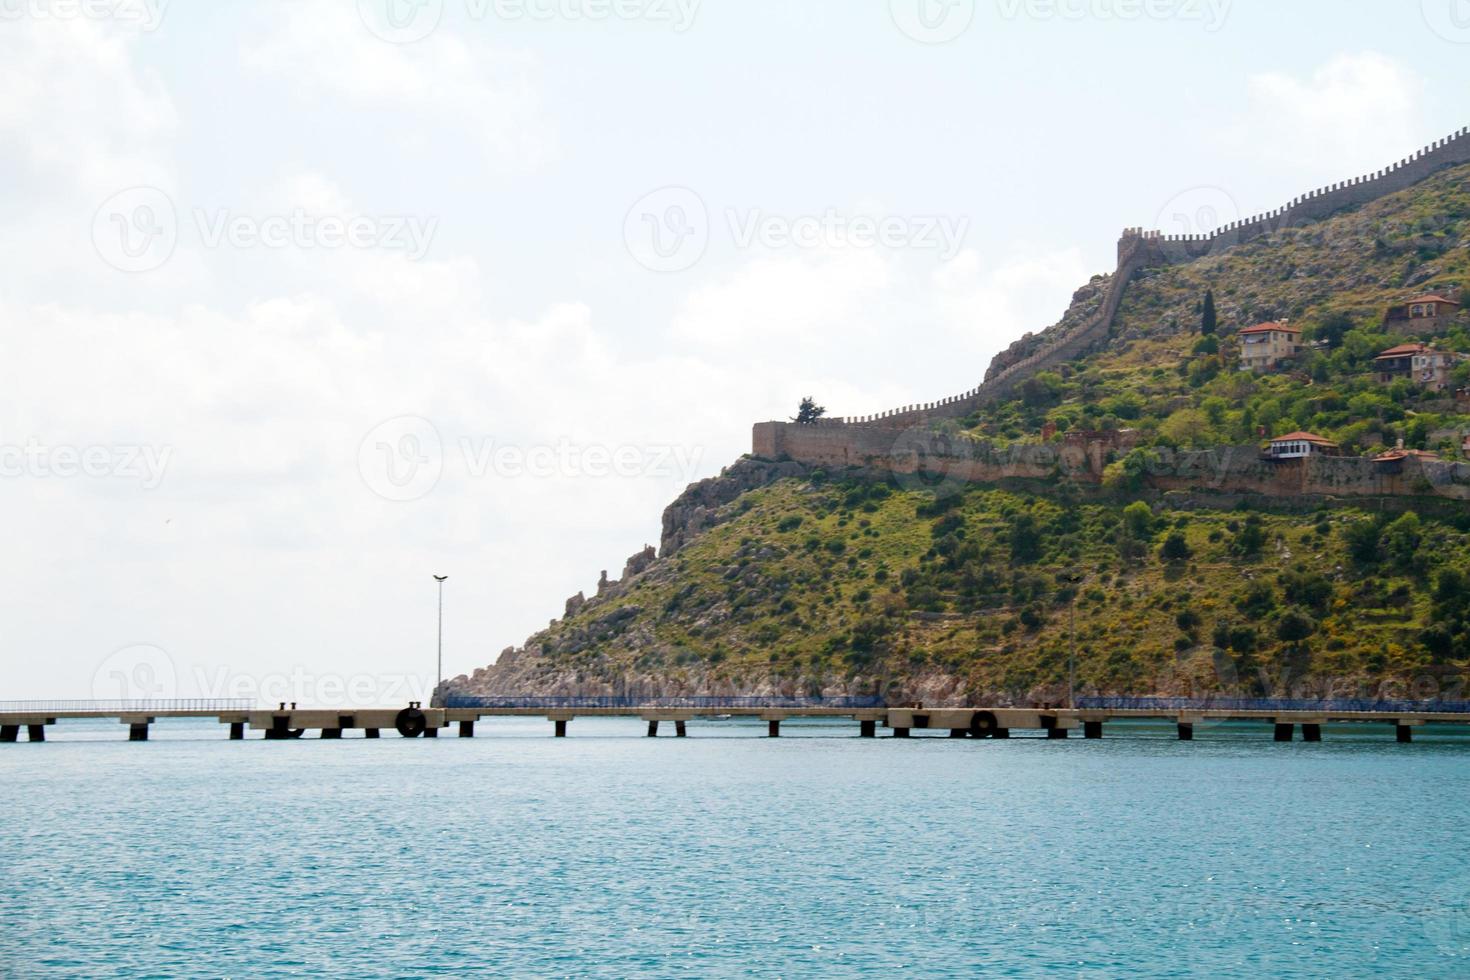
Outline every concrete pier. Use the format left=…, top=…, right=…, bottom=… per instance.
left=4, top=699, right=1469, bottom=745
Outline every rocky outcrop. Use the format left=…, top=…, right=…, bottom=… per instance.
left=660, top=457, right=811, bottom=555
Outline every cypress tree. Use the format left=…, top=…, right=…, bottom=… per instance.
left=1201, top=289, right=1218, bottom=336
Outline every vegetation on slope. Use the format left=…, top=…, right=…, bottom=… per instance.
left=465, top=468, right=1470, bottom=703
left=960, top=163, right=1470, bottom=457
left=457, top=162, right=1470, bottom=704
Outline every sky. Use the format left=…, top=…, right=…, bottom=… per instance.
left=2, top=0, right=1468, bottom=704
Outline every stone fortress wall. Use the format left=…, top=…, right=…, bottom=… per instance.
left=752, top=125, right=1470, bottom=503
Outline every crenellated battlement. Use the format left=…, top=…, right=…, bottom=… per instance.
left=1135, top=125, right=1470, bottom=264
left=764, top=125, right=1470, bottom=443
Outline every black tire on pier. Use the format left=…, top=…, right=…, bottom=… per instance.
left=395, top=707, right=428, bottom=738
left=969, top=711, right=998, bottom=738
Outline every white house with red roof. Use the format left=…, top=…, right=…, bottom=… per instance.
left=1265, top=432, right=1340, bottom=460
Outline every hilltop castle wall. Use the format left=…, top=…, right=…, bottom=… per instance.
left=751, top=424, right=1470, bottom=502
left=752, top=126, right=1470, bottom=503
left=802, top=126, right=1470, bottom=436
left=1140, top=127, right=1470, bottom=264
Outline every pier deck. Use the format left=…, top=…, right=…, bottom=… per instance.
left=2, top=697, right=1469, bottom=743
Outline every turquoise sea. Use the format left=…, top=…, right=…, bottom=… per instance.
left=3, top=717, right=1470, bottom=978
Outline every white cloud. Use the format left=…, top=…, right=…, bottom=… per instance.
left=931, top=247, right=1093, bottom=359
left=240, top=0, right=553, bottom=171
left=0, top=17, right=176, bottom=194
left=1227, top=52, right=1427, bottom=175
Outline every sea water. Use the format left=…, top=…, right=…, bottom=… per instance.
left=2, top=717, right=1469, bottom=978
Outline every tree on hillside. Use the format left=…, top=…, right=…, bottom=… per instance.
left=1201, top=289, right=1218, bottom=336
left=793, top=397, right=826, bottom=424
left=1160, top=532, right=1193, bottom=564
left=1311, top=311, right=1353, bottom=349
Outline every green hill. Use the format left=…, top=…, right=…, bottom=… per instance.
left=447, top=160, right=1470, bottom=707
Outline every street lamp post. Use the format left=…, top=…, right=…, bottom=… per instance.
left=434, top=575, right=448, bottom=704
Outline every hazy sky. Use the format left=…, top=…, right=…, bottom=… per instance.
left=3, top=0, right=1468, bottom=703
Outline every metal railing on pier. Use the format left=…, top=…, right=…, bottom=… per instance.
left=0, top=699, right=254, bottom=713
left=1076, top=697, right=1470, bottom=715
left=443, top=695, right=887, bottom=710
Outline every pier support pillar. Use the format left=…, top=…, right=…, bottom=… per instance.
left=127, top=723, right=147, bottom=742
left=459, top=720, right=475, bottom=738
left=675, top=721, right=688, bottom=738
left=29, top=724, right=47, bottom=743
left=1274, top=723, right=1294, bottom=743
left=1084, top=721, right=1103, bottom=740
left=892, top=727, right=911, bottom=738
left=1, top=725, right=19, bottom=743
left=1178, top=723, right=1194, bottom=741
left=1302, top=724, right=1322, bottom=743
left=1397, top=725, right=1413, bottom=744
left=949, top=729, right=969, bottom=739
left=1047, top=727, right=1069, bottom=740
left=554, top=720, right=569, bottom=738
left=322, top=728, right=343, bottom=739
left=859, top=719, right=877, bottom=738
left=229, top=722, right=245, bottom=741
left=424, top=727, right=438, bottom=739
left=768, top=720, right=780, bottom=738
left=365, top=728, right=380, bottom=739
left=993, top=728, right=1010, bottom=739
